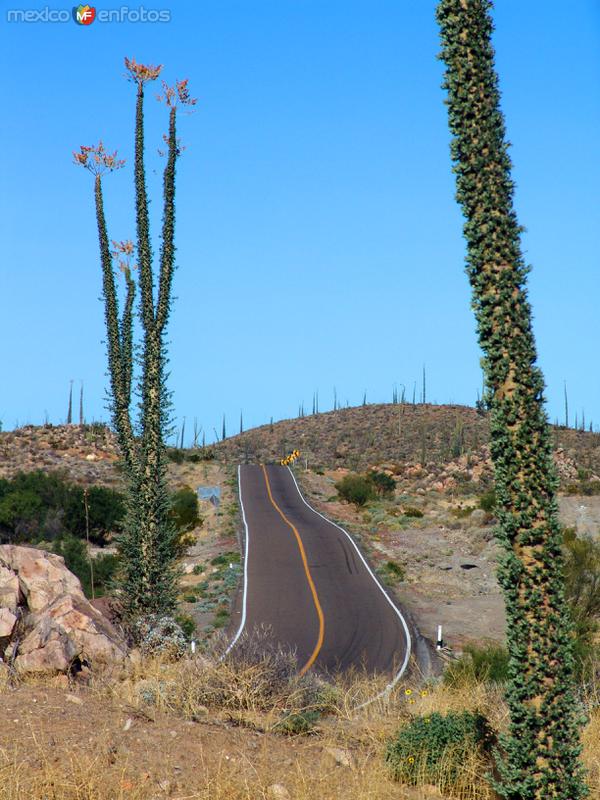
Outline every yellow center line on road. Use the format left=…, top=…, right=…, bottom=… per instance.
left=261, top=464, right=325, bottom=676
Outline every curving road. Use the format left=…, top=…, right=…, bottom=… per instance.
left=228, top=464, right=412, bottom=678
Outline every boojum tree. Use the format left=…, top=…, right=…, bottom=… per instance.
left=74, top=58, right=196, bottom=617
left=436, top=2, right=586, bottom=798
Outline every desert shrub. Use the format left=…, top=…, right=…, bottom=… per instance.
left=205, top=628, right=331, bottom=712
left=274, top=709, right=321, bottom=735
left=563, top=532, right=600, bottom=673
left=82, top=421, right=109, bottom=435
left=444, top=642, right=509, bottom=686
left=368, top=470, right=396, bottom=498
left=562, top=526, right=577, bottom=544
left=403, top=506, right=424, bottom=518
left=167, top=448, right=185, bottom=464
left=175, top=613, right=196, bottom=640
left=63, top=484, right=125, bottom=545
left=52, top=535, right=91, bottom=587
left=135, top=614, right=187, bottom=660
left=453, top=472, right=475, bottom=495
left=385, top=711, right=492, bottom=785
left=0, top=488, right=44, bottom=541
left=565, top=480, right=600, bottom=496
left=211, top=551, right=241, bottom=567
left=50, top=535, right=119, bottom=597
left=181, top=447, right=217, bottom=463
left=564, top=534, right=600, bottom=621
left=379, top=560, right=405, bottom=584
left=478, top=488, right=496, bottom=514
left=451, top=505, right=475, bottom=519
left=335, top=474, right=376, bottom=507
left=127, top=633, right=336, bottom=727
left=0, top=471, right=125, bottom=546
left=213, top=606, right=230, bottom=628
left=170, top=486, right=200, bottom=532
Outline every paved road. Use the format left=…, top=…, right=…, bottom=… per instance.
left=230, top=464, right=411, bottom=677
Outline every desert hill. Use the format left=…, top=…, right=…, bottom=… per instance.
left=213, top=402, right=600, bottom=484
left=2, top=405, right=600, bottom=489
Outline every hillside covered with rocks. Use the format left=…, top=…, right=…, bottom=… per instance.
left=213, top=403, right=600, bottom=488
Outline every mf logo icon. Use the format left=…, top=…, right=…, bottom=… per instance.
left=73, top=5, right=96, bottom=25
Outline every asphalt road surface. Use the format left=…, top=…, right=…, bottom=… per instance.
left=230, top=464, right=411, bottom=677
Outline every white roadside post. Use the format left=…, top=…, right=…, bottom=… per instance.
left=436, top=625, right=443, bottom=650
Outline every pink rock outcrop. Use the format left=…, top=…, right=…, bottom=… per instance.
left=0, top=545, right=127, bottom=675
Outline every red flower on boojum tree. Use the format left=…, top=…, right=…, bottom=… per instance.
left=157, top=78, right=198, bottom=108
left=73, top=141, right=125, bottom=175
left=124, top=56, right=163, bottom=85
left=111, top=240, right=137, bottom=277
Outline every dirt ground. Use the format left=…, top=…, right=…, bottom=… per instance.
left=0, top=682, right=430, bottom=800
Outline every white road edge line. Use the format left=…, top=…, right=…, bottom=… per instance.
left=223, top=464, right=250, bottom=656
left=285, top=465, right=412, bottom=709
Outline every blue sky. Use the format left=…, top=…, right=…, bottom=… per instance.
left=1, top=1, right=599, bottom=441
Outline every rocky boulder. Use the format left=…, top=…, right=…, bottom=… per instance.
left=0, top=545, right=127, bottom=675
left=1, top=545, right=82, bottom=612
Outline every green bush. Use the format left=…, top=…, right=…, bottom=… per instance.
left=385, top=711, right=491, bottom=784
left=0, top=488, right=44, bottom=541
left=0, top=471, right=125, bottom=546
left=379, top=560, right=405, bottom=584
left=175, top=613, right=196, bottom=640
left=51, top=535, right=119, bottom=598
left=565, top=480, right=600, bottom=496
left=213, top=606, right=230, bottom=629
left=403, top=506, right=423, bottom=518
left=211, top=551, right=241, bottom=567
left=170, top=487, right=201, bottom=532
left=91, top=552, right=120, bottom=596
left=274, top=709, right=321, bottom=736
left=478, top=488, right=496, bottom=514
left=167, top=448, right=186, bottom=464
left=444, top=642, right=509, bottom=686
left=64, top=484, right=126, bottom=545
left=450, top=505, right=474, bottom=519
left=335, top=474, right=376, bottom=507
left=368, top=470, right=396, bottom=498
left=563, top=532, right=600, bottom=673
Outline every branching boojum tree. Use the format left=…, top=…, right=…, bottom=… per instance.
left=74, top=58, right=196, bottom=617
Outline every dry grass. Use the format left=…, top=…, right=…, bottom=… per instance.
left=4, top=648, right=600, bottom=799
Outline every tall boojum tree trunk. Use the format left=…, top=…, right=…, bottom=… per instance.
left=75, top=59, right=196, bottom=617
left=436, top=2, right=586, bottom=797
